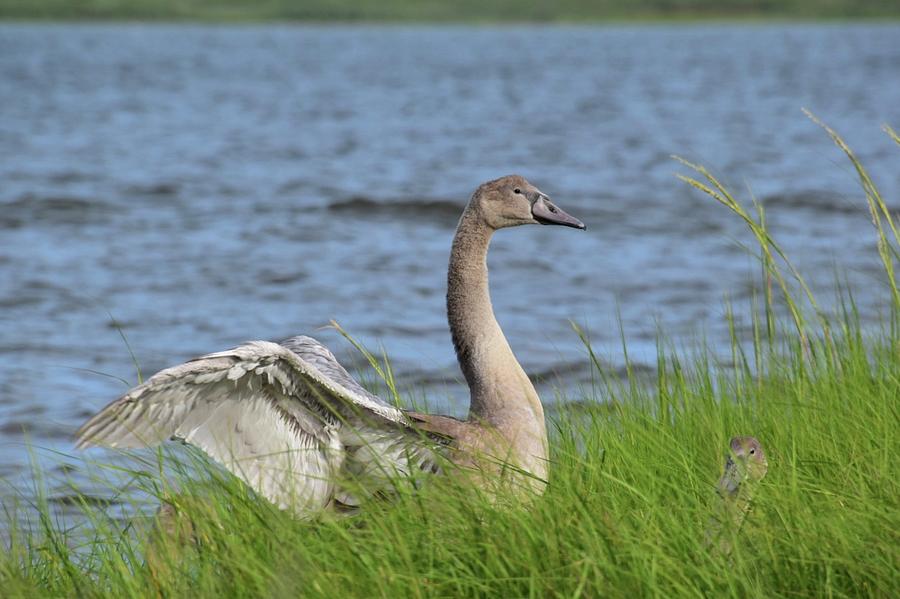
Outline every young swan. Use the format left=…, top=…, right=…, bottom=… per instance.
left=410, top=174, right=585, bottom=494
left=76, top=175, right=584, bottom=516
left=705, top=436, right=769, bottom=556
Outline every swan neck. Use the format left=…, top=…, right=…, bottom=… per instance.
left=446, top=210, right=540, bottom=421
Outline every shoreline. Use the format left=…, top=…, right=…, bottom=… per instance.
left=2, top=16, right=899, bottom=25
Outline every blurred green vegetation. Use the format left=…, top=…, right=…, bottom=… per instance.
left=1, top=0, right=898, bottom=21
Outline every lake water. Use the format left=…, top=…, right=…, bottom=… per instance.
left=1, top=24, right=899, bottom=508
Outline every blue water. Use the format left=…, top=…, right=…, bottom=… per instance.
left=1, top=24, right=899, bottom=508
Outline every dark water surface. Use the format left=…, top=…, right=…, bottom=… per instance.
left=1, top=24, right=899, bottom=504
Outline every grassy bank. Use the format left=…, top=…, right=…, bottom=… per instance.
left=2, top=118, right=898, bottom=597
left=1, top=0, right=899, bottom=22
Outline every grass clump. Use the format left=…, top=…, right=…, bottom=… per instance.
left=2, top=116, right=899, bottom=596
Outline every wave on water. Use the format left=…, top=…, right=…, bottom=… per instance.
left=327, top=196, right=463, bottom=226
left=0, top=194, right=115, bottom=228
left=760, top=190, right=871, bottom=214
left=0, top=418, right=75, bottom=439
left=47, top=493, right=122, bottom=508
left=120, top=182, right=180, bottom=197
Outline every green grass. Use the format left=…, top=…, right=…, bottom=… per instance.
left=2, top=0, right=899, bottom=22
left=2, top=115, right=899, bottom=597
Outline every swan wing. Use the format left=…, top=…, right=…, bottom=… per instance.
left=75, top=337, right=410, bottom=512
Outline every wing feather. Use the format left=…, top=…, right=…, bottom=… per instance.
left=74, top=337, right=434, bottom=514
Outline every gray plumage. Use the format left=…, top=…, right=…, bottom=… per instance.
left=76, top=336, right=440, bottom=514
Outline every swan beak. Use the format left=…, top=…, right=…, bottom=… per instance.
left=532, top=196, right=586, bottom=230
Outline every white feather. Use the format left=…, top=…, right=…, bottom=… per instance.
left=76, top=336, right=442, bottom=516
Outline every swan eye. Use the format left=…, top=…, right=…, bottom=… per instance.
left=514, top=188, right=521, bottom=194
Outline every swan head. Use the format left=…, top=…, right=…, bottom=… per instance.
left=472, top=175, right=585, bottom=231
left=717, top=436, right=768, bottom=496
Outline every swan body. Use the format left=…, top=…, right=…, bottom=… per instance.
left=705, top=436, right=769, bottom=555
left=76, top=175, right=585, bottom=515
